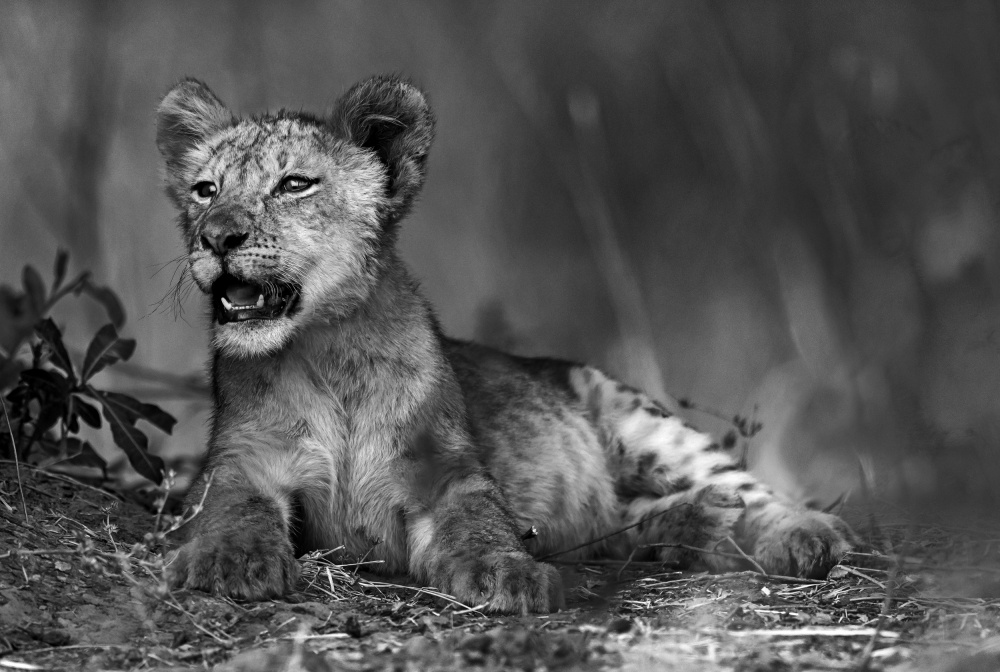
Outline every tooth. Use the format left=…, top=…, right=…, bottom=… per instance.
left=221, top=296, right=233, bottom=310
left=256, top=295, right=265, bottom=308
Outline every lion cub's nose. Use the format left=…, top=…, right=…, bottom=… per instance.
left=201, top=231, right=249, bottom=256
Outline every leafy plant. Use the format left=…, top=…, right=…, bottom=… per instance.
left=0, top=250, right=175, bottom=484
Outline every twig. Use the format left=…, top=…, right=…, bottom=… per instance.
left=4, top=643, right=132, bottom=656
left=858, top=548, right=900, bottom=670
left=156, top=469, right=213, bottom=540
left=334, top=559, right=385, bottom=569
left=538, top=502, right=691, bottom=561
left=547, top=559, right=677, bottom=568
left=838, top=565, right=886, bottom=589
left=637, top=544, right=823, bottom=584
left=725, top=627, right=899, bottom=639
left=452, top=602, right=489, bottom=616
left=0, top=659, right=43, bottom=670
left=1, top=399, right=29, bottom=524
left=720, top=536, right=767, bottom=575
left=0, top=548, right=85, bottom=560
left=0, top=459, right=122, bottom=502
left=300, top=554, right=486, bottom=616
left=645, top=541, right=755, bottom=565
left=736, top=571, right=824, bottom=585
left=158, top=595, right=235, bottom=645
left=616, top=545, right=642, bottom=581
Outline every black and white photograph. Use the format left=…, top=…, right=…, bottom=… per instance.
left=1, top=2, right=999, bottom=669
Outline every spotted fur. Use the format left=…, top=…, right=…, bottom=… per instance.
left=156, top=75, right=856, bottom=613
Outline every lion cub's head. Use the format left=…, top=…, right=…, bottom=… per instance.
left=156, top=75, right=434, bottom=357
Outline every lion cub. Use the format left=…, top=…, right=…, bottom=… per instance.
left=156, top=75, right=855, bottom=613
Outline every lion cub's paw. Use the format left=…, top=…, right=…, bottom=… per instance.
left=445, top=552, right=564, bottom=614
left=751, top=508, right=857, bottom=579
left=167, top=528, right=299, bottom=600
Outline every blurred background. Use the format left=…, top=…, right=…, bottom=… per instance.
left=2, top=0, right=999, bottom=518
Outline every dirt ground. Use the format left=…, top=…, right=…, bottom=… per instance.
left=2, top=461, right=999, bottom=672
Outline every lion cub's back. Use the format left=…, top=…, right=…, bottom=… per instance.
left=443, top=339, right=619, bottom=555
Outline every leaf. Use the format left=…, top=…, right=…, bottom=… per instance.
left=97, top=397, right=165, bottom=484
left=34, top=318, right=75, bottom=380
left=80, top=282, right=125, bottom=328
left=70, top=395, right=102, bottom=429
left=33, top=395, right=65, bottom=436
left=52, top=249, right=69, bottom=293
left=81, top=324, right=136, bottom=382
left=94, top=390, right=175, bottom=434
left=17, top=369, right=70, bottom=444
left=64, top=270, right=91, bottom=296
left=19, top=368, right=71, bottom=400
left=5, top=383, right=30, bottom=407
left=21, top=265, right=46, bottom=314
left=62, top=438, right=108, bottom=474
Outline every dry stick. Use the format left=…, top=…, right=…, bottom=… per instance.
left=537, top=502, right=692, bottom=562
left=300, top=556, right=484, bottom=615
left=0, top=506, right=32, bottom=531
left=0, top=493, right=12, bottom=514
left=716, top=569, right=822, bottom=586
left=155, top=469, right=213, bottom=544
left=720, top=535, right=768, bottom=575
left=151, top=470, right=177, bottom=545
left=0, top=459, right=122, bottom=502
left=547, top=559, right=676, bottom=568
left=616, top=545, right=643, bottom=582
left=726, top=627, right=899, bottom=639
left=645, top=543, right=825, bottom=585
left=8, top=643, right=133, bottom=656
left=858, top=563, right=898, bottom=669
left=857, top=546, right=900, bottom=670
left=0, top=399, right=29, bottom=525
left=647, top=542, right=755, bottom=567
left=0, top=548, right=82, bottom=560
left=160, top=595, right=235, bottom=646
left=837, top=565, right=886, bottom=589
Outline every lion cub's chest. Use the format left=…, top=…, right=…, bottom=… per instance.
left=246, top=348, right=429, bottom=562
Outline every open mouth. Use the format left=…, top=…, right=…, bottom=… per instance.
left=211, top=274, right=300, bottom=325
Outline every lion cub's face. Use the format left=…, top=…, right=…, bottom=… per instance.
left=156, top=77, right=434, bottom=357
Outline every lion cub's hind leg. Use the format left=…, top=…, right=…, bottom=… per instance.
left=569, top=366, right=856, bottom=578
left=621, top=486, right=749, bottom=572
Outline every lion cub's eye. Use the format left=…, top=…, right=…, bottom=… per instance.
left=192, top=181, right=217, bottom=201
left=277, top=175, right=317, bottom=194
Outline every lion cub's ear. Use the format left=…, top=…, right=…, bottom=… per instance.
left=156, top=79, right=233, bottom=188
left=331, top=75, right=435, bottom=223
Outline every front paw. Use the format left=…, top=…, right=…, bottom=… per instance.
left=750, top=506, right=857, bottom=579
left=167, top=527, right=299, bottom=600
left=443, top=552, right=564, bottom=614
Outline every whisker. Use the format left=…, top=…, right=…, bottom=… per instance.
left=149, top=254, right=188, bottom=279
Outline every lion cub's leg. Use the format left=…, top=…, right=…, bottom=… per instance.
left=621, top=486, right=748, bottom=572
left=571, top=367, right=856, bottom=577
left=405, top=471, right=564, bottom=614
left=167, top=439, right=311, bottom=600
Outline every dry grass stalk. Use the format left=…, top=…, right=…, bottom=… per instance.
left=1, top=400, right=29, bottom=524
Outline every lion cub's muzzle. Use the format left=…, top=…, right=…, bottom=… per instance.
left=211, top=274, right=301, bottom=325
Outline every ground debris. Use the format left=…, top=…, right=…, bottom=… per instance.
left=1, top=463, right=999, bottom=671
